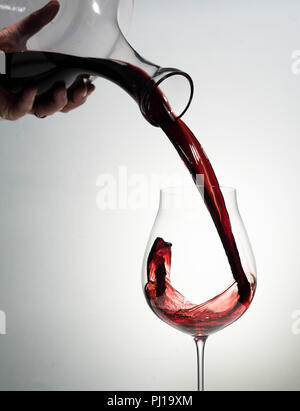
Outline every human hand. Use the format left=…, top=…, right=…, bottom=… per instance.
left=0, top=0, right=95, bottom=121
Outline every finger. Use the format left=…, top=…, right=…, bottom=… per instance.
left=61, top=83, right=88, bottom=113
left=15, top=1, right=60, bottom=42
left=71, top=83, right=88, bottom=105
left=87, top=83, right=96, bottom=96
left=61, top=82, right=95, bottom=113
left=32, top=86, right=67, bottom=117
left=8, top=87, right=37, bottom=120
left=0, top=88, right=13, bottom=118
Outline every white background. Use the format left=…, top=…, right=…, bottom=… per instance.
left=0, top=0, right=300, bottom=390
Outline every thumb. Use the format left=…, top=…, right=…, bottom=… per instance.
left=14, top=1, right=60, bottom=41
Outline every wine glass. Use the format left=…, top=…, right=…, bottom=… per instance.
left=142, top=185, right=257, bottom=391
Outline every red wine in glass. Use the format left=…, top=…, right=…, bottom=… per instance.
left=145, top=237, right=256, bottom=338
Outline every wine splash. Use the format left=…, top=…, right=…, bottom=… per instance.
left=145, top=238, right=255, bottom=337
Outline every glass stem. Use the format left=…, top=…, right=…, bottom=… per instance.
left=194, top=336, right=208, bottom=391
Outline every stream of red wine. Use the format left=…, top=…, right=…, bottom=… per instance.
left=144, top=81, right=256, bottom=337
left=0, top=51, right=256, bottom=337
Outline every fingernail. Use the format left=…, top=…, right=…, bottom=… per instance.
left=46, top=0, right=60, bottom=10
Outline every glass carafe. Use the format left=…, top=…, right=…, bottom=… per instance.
left=0, top=0, right=193, bottom=125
